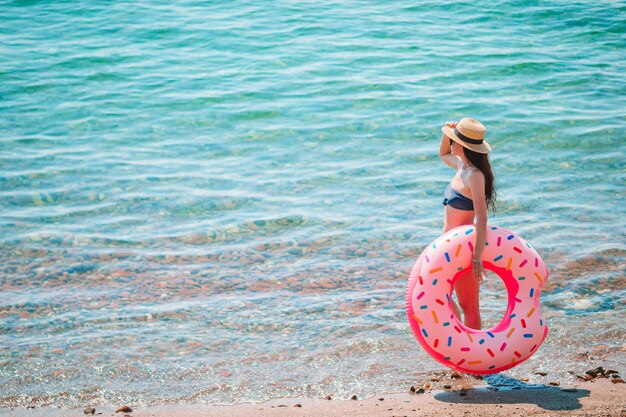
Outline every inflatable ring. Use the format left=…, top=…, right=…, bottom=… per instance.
left=405, top=224, right=549, bottom=374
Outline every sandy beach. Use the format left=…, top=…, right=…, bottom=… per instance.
left=3, top=372, right=624, bottom=417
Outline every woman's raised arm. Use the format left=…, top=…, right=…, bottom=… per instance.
left=439, top=121, right=461, bottom=169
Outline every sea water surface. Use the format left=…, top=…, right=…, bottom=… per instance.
left=1, top=0, right=625, bottom=408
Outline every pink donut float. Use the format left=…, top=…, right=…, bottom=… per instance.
left=405, top=224, right=549, bottom=374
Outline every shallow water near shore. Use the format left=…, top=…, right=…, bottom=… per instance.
left=1, top=0, right=625, bottom=409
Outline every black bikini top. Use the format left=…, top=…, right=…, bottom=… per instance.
left=443, top=184, right=474, bottom=211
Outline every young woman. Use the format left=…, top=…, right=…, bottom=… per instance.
left=439, top=118, right=496, bottom=330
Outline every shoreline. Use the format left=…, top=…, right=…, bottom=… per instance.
left=2, top=377, right=624, bottom=417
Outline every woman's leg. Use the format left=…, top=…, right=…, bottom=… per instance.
left=451, top=297, right=462, bottom=322
left=442, top=221, right=476, bottom=327
left=454, top=270, right=481, bottom=329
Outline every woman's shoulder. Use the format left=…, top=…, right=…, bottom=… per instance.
left=461, top=166, right=482, bottom=177
left=466, top=166, right=482, bottom=175
left=464, top=167, right=485, bottom=186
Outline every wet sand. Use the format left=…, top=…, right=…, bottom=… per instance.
left=2, top=376, right=624, bottom=417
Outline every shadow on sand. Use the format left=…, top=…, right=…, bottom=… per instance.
left=434, top=374, right=590, bottom=411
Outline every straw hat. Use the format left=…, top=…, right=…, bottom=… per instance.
left=441, top=118, right=491, bottom=154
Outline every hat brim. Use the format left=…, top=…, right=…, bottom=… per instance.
left=442, top=126, right=492, bottom=154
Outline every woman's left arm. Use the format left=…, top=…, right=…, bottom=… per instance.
left=468, top=170, right=487, bottom=281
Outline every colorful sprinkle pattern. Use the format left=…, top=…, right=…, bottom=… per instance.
left=405, top=225, right=549, bottom=374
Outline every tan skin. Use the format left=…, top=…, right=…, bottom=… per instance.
left=439, top=120, right=487, bottom=330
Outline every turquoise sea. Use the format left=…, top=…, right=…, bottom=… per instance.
left=1, top=0, right=625, bottom=408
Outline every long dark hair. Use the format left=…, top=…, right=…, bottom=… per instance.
left=464, top=148, right=497, bottom=213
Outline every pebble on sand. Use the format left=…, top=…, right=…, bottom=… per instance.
left=582, top=366, right=621, bottom=380
left=115, top=406, right=132, bottom=413
left=409, top=386, right=425, bottom=394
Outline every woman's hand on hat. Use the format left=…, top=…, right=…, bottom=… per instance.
left=445, top=121, right=458, bottom=128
